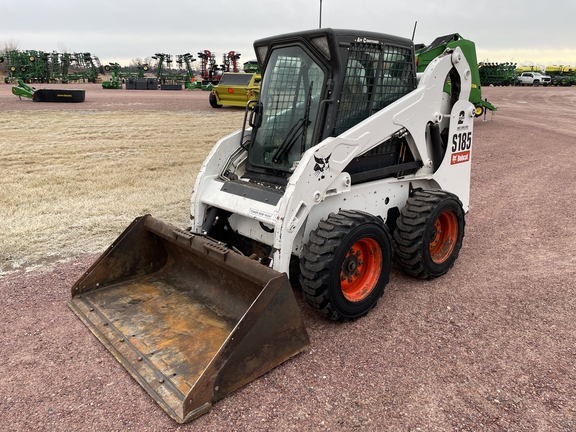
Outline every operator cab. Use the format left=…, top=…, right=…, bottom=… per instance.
left=242, top=28, right=417, bottom=186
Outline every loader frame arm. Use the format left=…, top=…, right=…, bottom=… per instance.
left=271, top=47, right=474, bottom=272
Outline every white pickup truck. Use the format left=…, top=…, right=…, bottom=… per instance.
left=518, top=72, right=551, bottom=86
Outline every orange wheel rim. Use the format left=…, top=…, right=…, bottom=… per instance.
left=340, top=238, right=382, bottom=302
left=429, top=210, right=458, bottom=264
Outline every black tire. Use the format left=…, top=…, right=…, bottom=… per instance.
left=474, top=105, right=484, bottom=118
left=533, top=80, right=540, bottom=87
left=393, top=190, right=465, bottom=279
left=209, top=92, right=222, bottom=108
left=299, top=210, right=393, bottom=321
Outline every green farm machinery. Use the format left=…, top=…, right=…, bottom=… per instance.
left=3, top=50, right=103, bottom=84
left=477, top=62, right=519, bottom=86
left=545, top=65, right=575, bottom=86
left=3, top=50, right=40, bottom=83
left=11, top=79, right=85, bottom=102
left=416, top=33, right=497, bottom=117
left=242, top=60, right=260, bottom=74
left=151, top=53, right=196, bottom=90
left=102, top=62, right=151, bottom=89
left=102, top=63, right=124, bottom=89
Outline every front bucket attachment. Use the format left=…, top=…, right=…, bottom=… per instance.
left=68, top=215, right=309, bottom=423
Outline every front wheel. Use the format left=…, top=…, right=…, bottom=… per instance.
left=393, top=190, right=465, bottom=279
left=474, top=105, right=484, bottom=117
left=299, top=210, right=392, bottom=321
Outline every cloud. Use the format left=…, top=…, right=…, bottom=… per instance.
left=1, top=0, right=574, bottom=65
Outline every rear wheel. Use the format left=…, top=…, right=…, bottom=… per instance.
left=209, top=92, right=222, bottom=108
left=393, top=190, right=465, bottom=279
left=299, top=210, right=392, bottom=321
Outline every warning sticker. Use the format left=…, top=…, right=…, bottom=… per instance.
left=249, top=208, right=273, bottom=220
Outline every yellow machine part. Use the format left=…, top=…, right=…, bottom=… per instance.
left=515, top=65, right=542, bottom=73
left=545, top=65, right=575, bottom=74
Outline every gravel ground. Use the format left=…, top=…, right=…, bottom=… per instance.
left=1, top=83, right=575, bottom=431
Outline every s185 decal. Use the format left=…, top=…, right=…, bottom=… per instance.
left=452, top=132, right=472, bottom=152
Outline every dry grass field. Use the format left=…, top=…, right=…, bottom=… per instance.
left=1, top=107, right=244, bottom=274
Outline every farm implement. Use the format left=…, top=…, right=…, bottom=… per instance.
left=12, top=79, right=85, bottom=102
left=416, top=33, right=496, bottom=117
left=3, top=50, right=103, bottom=84
left=102, top=62, right=157, bottom=90
left=208, top=58, right=262, bottom=108
left=545, top=65, right=575, bottom=86
left=150, top=53, right=197, bottom=90
left=478, top=62, right=519, bottom=86
left=209, top=72, right=261, bottom=108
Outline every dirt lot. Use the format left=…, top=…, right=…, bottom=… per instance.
left=1, top=83, right=575, bottom=432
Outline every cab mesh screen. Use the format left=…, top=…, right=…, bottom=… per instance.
left=334, top=43, right=415, bottom=136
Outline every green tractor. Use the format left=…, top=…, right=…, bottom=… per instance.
left=416, top=34, right=497, bottom=117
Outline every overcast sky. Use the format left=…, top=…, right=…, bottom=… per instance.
left=2, top=0, right=575, bottom=68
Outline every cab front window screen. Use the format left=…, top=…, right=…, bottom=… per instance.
left=250, top=46, right=325, bottom=171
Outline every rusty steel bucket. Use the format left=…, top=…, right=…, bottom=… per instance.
left=68, top=215, right=309, bottom=423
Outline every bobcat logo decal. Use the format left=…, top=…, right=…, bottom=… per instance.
left=314, top=153, right=331, bottom=180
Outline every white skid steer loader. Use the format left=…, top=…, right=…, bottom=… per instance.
left=69, top=28, right=476, bottom=423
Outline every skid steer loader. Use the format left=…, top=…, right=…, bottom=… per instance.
left=69, top=28, right=476, bottom=423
